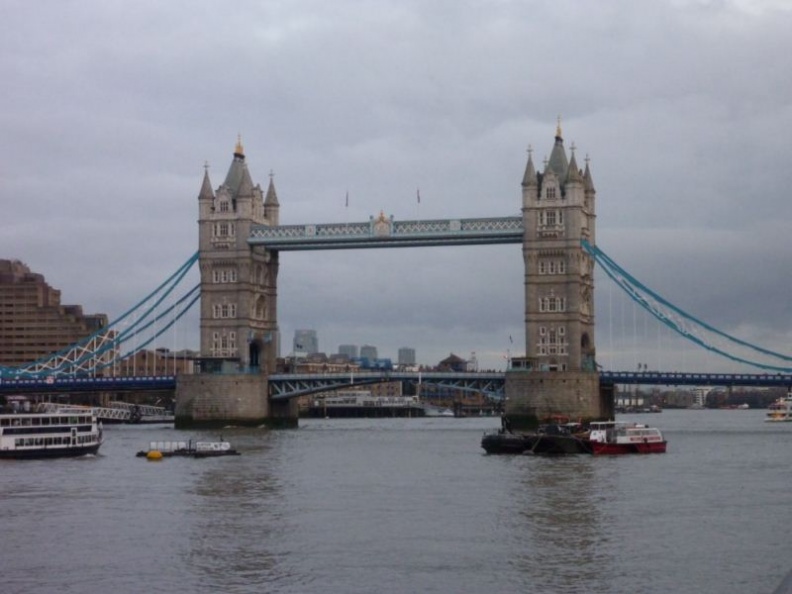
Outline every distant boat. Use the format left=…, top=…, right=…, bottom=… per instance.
left=765, top=392, right=792, bottom=422
left=416, top=378, right=454, bottom=417
left=421, top=404, right=454, bottom=417
left=0, top=409, right=103, bottom=459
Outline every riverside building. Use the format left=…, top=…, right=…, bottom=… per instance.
left=0, top=259, right=109, bottom=369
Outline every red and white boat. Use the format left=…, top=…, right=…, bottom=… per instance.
left=587, top=421, right=667, bottom=455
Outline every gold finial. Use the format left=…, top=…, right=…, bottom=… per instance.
left=235, top=134, right=244, bottom=156
left=556, top=115, right=562, bottom=138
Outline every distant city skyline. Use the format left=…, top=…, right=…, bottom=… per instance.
left=288, top=330, right=425, bottom=365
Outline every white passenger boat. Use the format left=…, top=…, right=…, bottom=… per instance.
left=0, top=410, right=103, bottom=459
left=765, top=392, right=792, bottom=422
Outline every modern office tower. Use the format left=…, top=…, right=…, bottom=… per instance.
left=360, top=344, right=378, bottom=360
left=338, top=344, right=358, bottom=359
left=0, top=259, right=109, bottom=367
left=398, top=347, right=416, bottom=366
left=293, top=329, right=318, bottom=355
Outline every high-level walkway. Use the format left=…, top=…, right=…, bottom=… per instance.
left=249, top=215, right=523, bottom=250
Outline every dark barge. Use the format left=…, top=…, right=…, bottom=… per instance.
left=481, top=422, right=592, bottom=455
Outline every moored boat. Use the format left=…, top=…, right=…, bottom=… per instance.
left=587, top=421, right=666, bottom=454
left=527, top=423, right=592, bottom=455
left=135, top=439, right=240, bottom=458
left=481, top=430, right=535, bottom=454
left=0, top=410, right=103, bottom=459
left=481, top=420, right=591, bottom=455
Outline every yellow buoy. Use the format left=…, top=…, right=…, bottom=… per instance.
left=146, top=450, right=164, bottom=461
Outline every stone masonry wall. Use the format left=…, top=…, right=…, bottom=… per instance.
left=504, top=370, right=609, bottom=429
left=175, top=374, right=279, bottom=428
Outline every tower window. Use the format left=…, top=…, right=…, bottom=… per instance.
left=538, top=210, right=563, bottom=229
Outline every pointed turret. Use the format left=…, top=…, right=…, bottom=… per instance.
left=237, top=164, right=255, bottom=198
left=521, top=147, right=538, bottom=188
left=264, top=172, right=280, bottom=225
left=198, top=165, right=215, bottom=201
left=566, top=150, right=583, bottom=185
left=264, top=174, right=279, bottom=206
left=583, top=156, right=596, bottom=193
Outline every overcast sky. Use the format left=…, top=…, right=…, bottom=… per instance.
left=2, top=0, right=791, bottom=372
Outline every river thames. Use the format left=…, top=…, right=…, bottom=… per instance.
left=1, top=409, right=790, bottom=594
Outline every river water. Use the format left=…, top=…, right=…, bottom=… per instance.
left=1, top=409, right=790, bottom=594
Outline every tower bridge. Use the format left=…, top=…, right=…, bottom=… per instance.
left=8, top=125, right=788, bottom=426
left=175, top=123, right=607, bottom=429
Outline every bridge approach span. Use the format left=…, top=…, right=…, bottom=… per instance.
left=600, top=371, right=792, bottom=388
left=0, top=376, right=177, bottom=395
left=268, top=371, right=506, bottom=400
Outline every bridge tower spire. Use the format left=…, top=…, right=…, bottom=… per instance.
left=506, top=124, right=612, bottom=428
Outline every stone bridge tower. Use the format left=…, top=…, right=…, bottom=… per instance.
left=196, top=137, right=280, bottom=373
left=176, top=138, right=296, bottom=428
left=505, top=123, right=613, bottom=428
